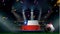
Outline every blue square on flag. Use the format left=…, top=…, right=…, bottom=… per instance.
left=24, top=20, right=28, bottom=25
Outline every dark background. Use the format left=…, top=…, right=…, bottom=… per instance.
left=0, top=0, right=59, bottom=32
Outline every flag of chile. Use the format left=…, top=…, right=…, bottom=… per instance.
left=21, top=20, right=41, bottom=31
